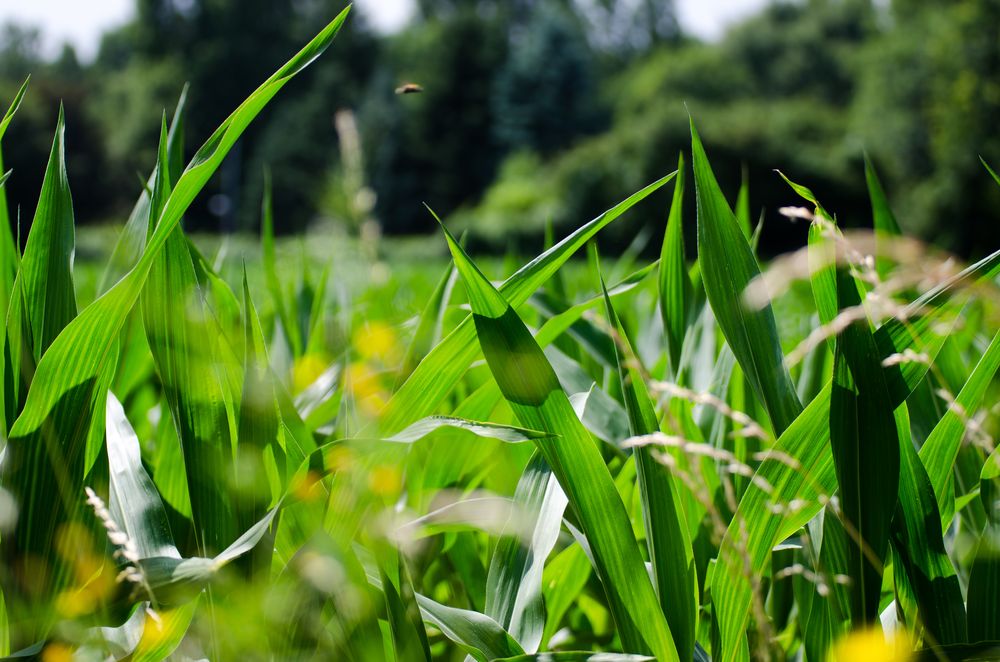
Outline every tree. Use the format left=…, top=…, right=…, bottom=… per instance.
left=91, top=0, right=379, bottom=232
left=365, top=6, right=508, bottom=233
left=852, top=0, right=1000, bottom=252
left=492, top=4, right=602, bottom=155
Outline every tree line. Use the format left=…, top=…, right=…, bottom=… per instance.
left=0, top=0, right=997, bottom=255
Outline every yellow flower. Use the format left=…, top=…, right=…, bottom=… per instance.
left=828, top=628, right=912, bottom=662
left=54, top=558, right=116, bottom=617
left=291, top=353, right=330, bottom=393
left=369, top=465, right=402, bottom=498
left=41, top=643, right=74, bottom=662
left=290, top=469, right=324, bottom=502
left=347, top=361, right=388, bottom=417
left=353, top=321, right=400, bottom=365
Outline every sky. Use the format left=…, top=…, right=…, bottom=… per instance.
left=0, top=0, right=769, bottom=61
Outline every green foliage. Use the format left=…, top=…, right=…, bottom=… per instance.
left=0, top=8, right=999, bottom=662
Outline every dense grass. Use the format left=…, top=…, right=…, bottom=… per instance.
left=1, top=7, right=1000, bottom=661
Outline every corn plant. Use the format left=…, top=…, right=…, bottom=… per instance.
left=0, top=5, right=999, bottom=661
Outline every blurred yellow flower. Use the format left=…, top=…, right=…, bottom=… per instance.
left=290, top=469, right=324, bottom=502
left=828, top=627, right=912, bottom=662
left=54, top=557, right=116, bottom=618
left=55, top=522, right=93, bottom=563
left=347, top=361, right=388, bottom=417
left=324, top=445, right=355, bottom=474
left=41, top=643, right=74, bottom=662
left=369, top=464, right=402, bottom=498
left=353, top=321, right=401, bottom=365
left=292, top=353, right=330, bottom=393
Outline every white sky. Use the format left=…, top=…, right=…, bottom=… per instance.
left=0, top=0, right=768, bottom=61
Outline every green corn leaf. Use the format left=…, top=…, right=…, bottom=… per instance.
left=710, top=384, right=833, bottom=662
left=536, top=261, right=659, bottom=349
left=129, top=598, right=199, bottom=662
left=106, top=394, right=179, bottom=560
left=603, top=280, right=696, bottom=662
left=399, top=257, right=457, bottom=382
left=378, top=172, right=676, bottom=435
left=735, top=163, right=751, bottom=239
left=864, top=155, right=902, bottom=281
left=968, top=543, right=1000, bottom=643
left=485, top=452, right=567, bottom=653
left=981, top=156, right=1000, bottom=188
left=919, top=328, right=1000, bottom=523
left=417, top=595, right=525, bottom=662
left=363, top=556, right=526, bottom=662
left=776, top=170, right=831, bottom=219
left=382, top=416, right=552, bottom=445
left=691, top=119, right=801, bottom=435
left=236, top=273, right=283, bottom=575
left=659, top=153, right=691, bottom=378
left=141, top=120, right=238, bottom=556
left=778, top=171, right=840, bottom=329
left=968, top=443, right=1000, bottom=642
left=541, top=544, right=591, bottom=649
left=890, top=404, right=966, bottom=645
left=378, top=549, right=432, bottom=662
left=0, top=77, right=27, bottom=144
left=808, top=219, right=838, bottom=328
left=496, top=654, right=654, bottom=661
left=828, top=266, right=899, bottom=625
left=260, top=167, right=298, bottom=357
left=87, top=596, right=198, bottom=662
left=864, top=154, right=901, bottom=239
left=4, top=105, right=78, bottom=425
left=803, top=508, right=850, bottom=659
left=440, top=222, right=678, bottom=661
left=0, top=77, right=29, bottom=325
left=531, top=291, right=617, bottom=369
left=0, top=9, right=349, bottom=635
left=878, top=246, right=1000, bottom=403
left=134, top=506, right=280, bottom=607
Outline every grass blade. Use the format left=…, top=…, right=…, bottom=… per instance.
left=890, top=404, right=966, bottom=644
left=106, top=393, right=179, bottom=560
left=0, top=77, right=29, bottom=324
left=828, top=267, right=899, bottom=625
left=969, top=447, right=1000, bottom=641
left=378, top=549, right=432, bottom=662
left=918, top=328, right=1000, bottom=522
left=864, top=154, right=902, bottom=280
left=690, top=119, right=801, bottom=435
left=378, top=172, right=676, bottom=435
left=658, top=153, right=691, bottom=378
left=603, top=280, right=696, bottom=661
left=4, top=105, right=78, bottom=424
left=261, top=167, right=301, bottom=357
left=140, top=120, right=238, bottom=555
left=485, top=452, right=567, bottom=653
left=440, top=223, right=678, bottom=661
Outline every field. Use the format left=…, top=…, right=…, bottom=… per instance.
left=1, top=8, right=1000, bottom=662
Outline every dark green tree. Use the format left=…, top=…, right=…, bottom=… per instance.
left=365, top=6, right=508, bottom=233
left=852, top=0, right=1000, bottom=252
left=492, top=4, right=602, bottom=155
left=91, top=0, right=378, bottom=232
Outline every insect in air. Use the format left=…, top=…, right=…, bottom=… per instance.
left=395, top=83, right=424, bottom=95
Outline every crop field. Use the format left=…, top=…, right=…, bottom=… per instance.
left=1, top=7, right=999, bottom=662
